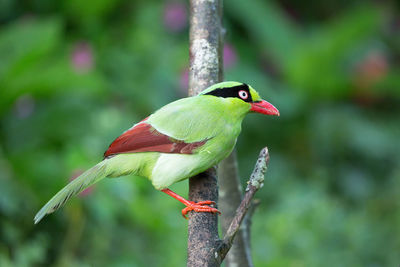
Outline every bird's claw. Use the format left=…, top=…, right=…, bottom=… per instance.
left=181, top=200, right=221, bottom=219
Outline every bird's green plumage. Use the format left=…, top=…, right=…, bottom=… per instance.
left=34, top=81, right=267, bottom=223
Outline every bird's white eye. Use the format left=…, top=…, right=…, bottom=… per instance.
left=238, top=90, right=248, bottom=100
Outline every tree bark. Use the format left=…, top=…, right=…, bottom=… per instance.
left=187, top=1, right=268, bottom=266
left=187, top=0, right=223, bottom=266
left=215, top=148, right=270, bottom=264
left=219, top=151, right=254, bottom=267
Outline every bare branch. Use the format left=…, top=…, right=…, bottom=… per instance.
left=215, top=147, right=270, bottom=263
left=187, top=1, right=269, bottom=265
left=187, top=0, right=223, bottom=266
left=219, top=151, right=254, bottom=267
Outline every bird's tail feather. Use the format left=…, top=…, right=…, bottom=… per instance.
left=34, top=160, right=109, bottom=224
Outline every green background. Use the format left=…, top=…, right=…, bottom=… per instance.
left=0, top=0, right=399, bottom=266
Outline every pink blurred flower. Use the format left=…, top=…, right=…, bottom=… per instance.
left=71, top=42, right=94, bottom=73
left=353, top=50, right=388, bottom=89
left=224, top=43, right=237, bottom=69
left=70, top=169, right=94, bottom=197
left=180, top=68, right=189, bottom=92
left=352, top=50, right=389, bottom=105
left=164, top=2, right=187, bottom=32
left=14, top=94, right=35, bottom=118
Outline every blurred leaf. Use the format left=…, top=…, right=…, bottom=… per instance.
left=0, top=18, right=105, bottom=113
left=286, top=5, right=383, bottom=98
left=227, top=0, right=300, bottom=64
left=0, top=18, right=61, bottom=80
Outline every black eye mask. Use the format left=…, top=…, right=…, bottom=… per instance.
left=204, top=84, right=253, bottom=103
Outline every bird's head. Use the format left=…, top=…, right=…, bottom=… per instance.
left=199, top=81, right=280, bottom=116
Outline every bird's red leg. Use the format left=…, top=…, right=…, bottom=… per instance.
left=161, top=188, right=221, bottom=219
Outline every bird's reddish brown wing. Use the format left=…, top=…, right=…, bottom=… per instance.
left=104, top=119, right=207, bottom=158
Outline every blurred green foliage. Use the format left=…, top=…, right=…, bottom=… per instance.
left=0, top=0, right=399, bottom=266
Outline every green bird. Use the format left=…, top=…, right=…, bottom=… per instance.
left=34, top=81, right=279, bottom=224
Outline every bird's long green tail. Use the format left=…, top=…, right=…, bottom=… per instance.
left=34, top=160, right=108, bottom=224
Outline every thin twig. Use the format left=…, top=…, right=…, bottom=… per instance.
left=214, top=147, right=270, bottom=263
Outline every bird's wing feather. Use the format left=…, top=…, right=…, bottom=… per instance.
left=104, top=119, right=207, bottom=157
left=147, top=97, right=227, bottom=143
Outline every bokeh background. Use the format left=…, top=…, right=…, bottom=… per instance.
left=1, top=0, right=400, bottom=266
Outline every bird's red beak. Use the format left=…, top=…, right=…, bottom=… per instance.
left=250, top=100, right=280, bottom=116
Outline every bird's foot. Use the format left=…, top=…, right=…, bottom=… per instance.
left=161, top=189, right=221, bottom=219
left=181, top=200, right=221, bottom=219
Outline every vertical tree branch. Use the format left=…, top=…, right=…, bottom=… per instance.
left=218, top=151, right=254, bottom=267
left=188, top=0, right=223, bottom=96
left=187, top=1, right=266, bottom=266
left=187, top=0, right=223, bottom=266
